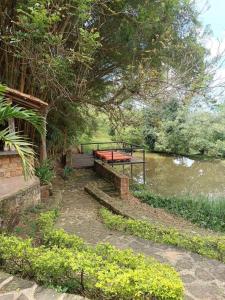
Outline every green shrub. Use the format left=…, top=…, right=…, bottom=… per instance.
left=133, top=189, right=225, bottom=232
left=62, top=166, right=74, bottom=180
left=38, top=211, right=183, bottom=299
left=35, top=159, right=54, bottom=185
left=0, top=211, right=184, bottom=300
left=38, top=211, right=85, bottom=251
left=100, top=208, right=225, bottom=263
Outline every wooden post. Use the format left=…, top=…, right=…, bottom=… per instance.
left=40, top=108, right=47, bottom=162
left=131, top=163, right=133, bottom=183
left=112, top=150, right=114, bottom=168
left=143, top=149, right=146, bottom=184
left=4, top=98, right=15, bottom=151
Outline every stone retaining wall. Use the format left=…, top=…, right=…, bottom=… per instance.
left=0, top=178, right=40, bottom=228
left=93, top=160, right=129, bottom=200
left=0, top=152, right=23, bottom=178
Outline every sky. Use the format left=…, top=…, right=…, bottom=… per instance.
left=197, top=0, right=225, bottom=85
left=197, top=0, right=225, bottom=56
left=197, top=0, right=225, bottom=39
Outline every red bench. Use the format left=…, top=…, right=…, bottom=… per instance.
left=94, top=150, right=131, bottom=162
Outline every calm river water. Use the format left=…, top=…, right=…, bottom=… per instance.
left=120, top=153, right=225, bottom=198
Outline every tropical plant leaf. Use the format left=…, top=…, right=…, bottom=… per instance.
left=0, top=128, right=35, bottom=179
left=0, top=83, right=46, bottom=179
left=0, top=97, right=45, bottom=135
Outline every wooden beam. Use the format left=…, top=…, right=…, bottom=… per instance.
left=5, top=87, right=48, bottom=110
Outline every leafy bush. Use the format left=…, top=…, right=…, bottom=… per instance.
left=38, top=210, right=85, bottom=251
left=62, top=166, right=74, bottom=180
left=0, top=211, right=184, bottom=300
left=35, top=159, right=54, bottom=185
left=100, top=208, right=225, bottom=263
left=144, top=101, right=225, bottom=158
left=130, top=182, right=146, bottom=192
left=133, top=189, right=225, bottom=232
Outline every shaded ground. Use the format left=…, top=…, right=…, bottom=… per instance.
left=53, top=169, right=225, bottom=300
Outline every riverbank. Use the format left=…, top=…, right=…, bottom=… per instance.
left=148, top=150, right=224, bottom=161
left=133, top=186, right=225, bottom=233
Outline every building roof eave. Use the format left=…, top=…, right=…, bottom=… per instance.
left=5, top=87, right=48, bottom=110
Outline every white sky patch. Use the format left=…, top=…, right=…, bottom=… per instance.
left=203, top=32, right=225, bottom=58
left=201, top=33, right=225, bottom=89
left=214, top=68, right=225, bottom=83
left=195, top=0, right=225, bottom=102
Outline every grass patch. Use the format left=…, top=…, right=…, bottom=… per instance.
left=132, top=187, right=225, bottom=232
left=100, top=208, right=225, bottom=263
left=0, top=211, right=183, bottom=300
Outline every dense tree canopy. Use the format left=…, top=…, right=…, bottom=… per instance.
left=143, top=100, right=225, bottom=157
left=0, top=0, right=208, bottom=153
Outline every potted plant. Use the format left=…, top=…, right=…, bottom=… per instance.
left=35, top=159, right=54, bottom=200
left=62, top=166, right=74, bottom=181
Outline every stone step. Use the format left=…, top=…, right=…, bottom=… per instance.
left=0, top=271, right=88, bottom=300
left=84, top=184, right=131, bottom=218
left=95, top=182, right=120, bottom=198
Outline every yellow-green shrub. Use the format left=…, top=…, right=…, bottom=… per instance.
left=38, top=210, right=85, bottom=251
left=100, top=208, right=225, bottom=263
left=0, top=212, right=184, bottom=299
left=37, top=211, right=184, bottom=299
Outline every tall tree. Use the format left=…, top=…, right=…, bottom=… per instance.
left=0, top=0, right=208, bottom=152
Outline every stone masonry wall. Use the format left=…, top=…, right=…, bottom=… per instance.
left=0, top=178, right=41, bottom=227
left=94, top=160, right=129, bottom=200
left=0, top=153, right=23, bottom=178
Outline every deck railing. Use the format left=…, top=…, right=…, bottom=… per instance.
left=80, top=141, right=144, bottom=154
left=79, top=141, right=146, bottom=183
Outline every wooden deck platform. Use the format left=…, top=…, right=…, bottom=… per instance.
left=70, top=153, right=144, bottom=169
left=73, top=142, right=146, bottom=182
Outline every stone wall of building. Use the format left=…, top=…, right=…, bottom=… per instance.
left=94, top=160, right=129, bottom=200
left=0, top=152, right=23, bottom=178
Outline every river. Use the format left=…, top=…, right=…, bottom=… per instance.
left=120, top=153, right=225, bottom=198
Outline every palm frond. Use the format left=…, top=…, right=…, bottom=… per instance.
left=0, top=84, right=46, bottom=179
left=0, top=128, right=35, bottom=179
left=0, top=84, right=5, bottom=95
left=0, top=97, right=45, bottom=135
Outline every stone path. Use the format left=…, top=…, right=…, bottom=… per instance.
left=0, top=271, right=87, bottom=300
left=54, top=170, right=225, bottom=300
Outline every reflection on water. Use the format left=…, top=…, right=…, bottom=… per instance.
left=173, top=157, right=195, bottom=167
left=117, top=153, right=225, bottom=198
